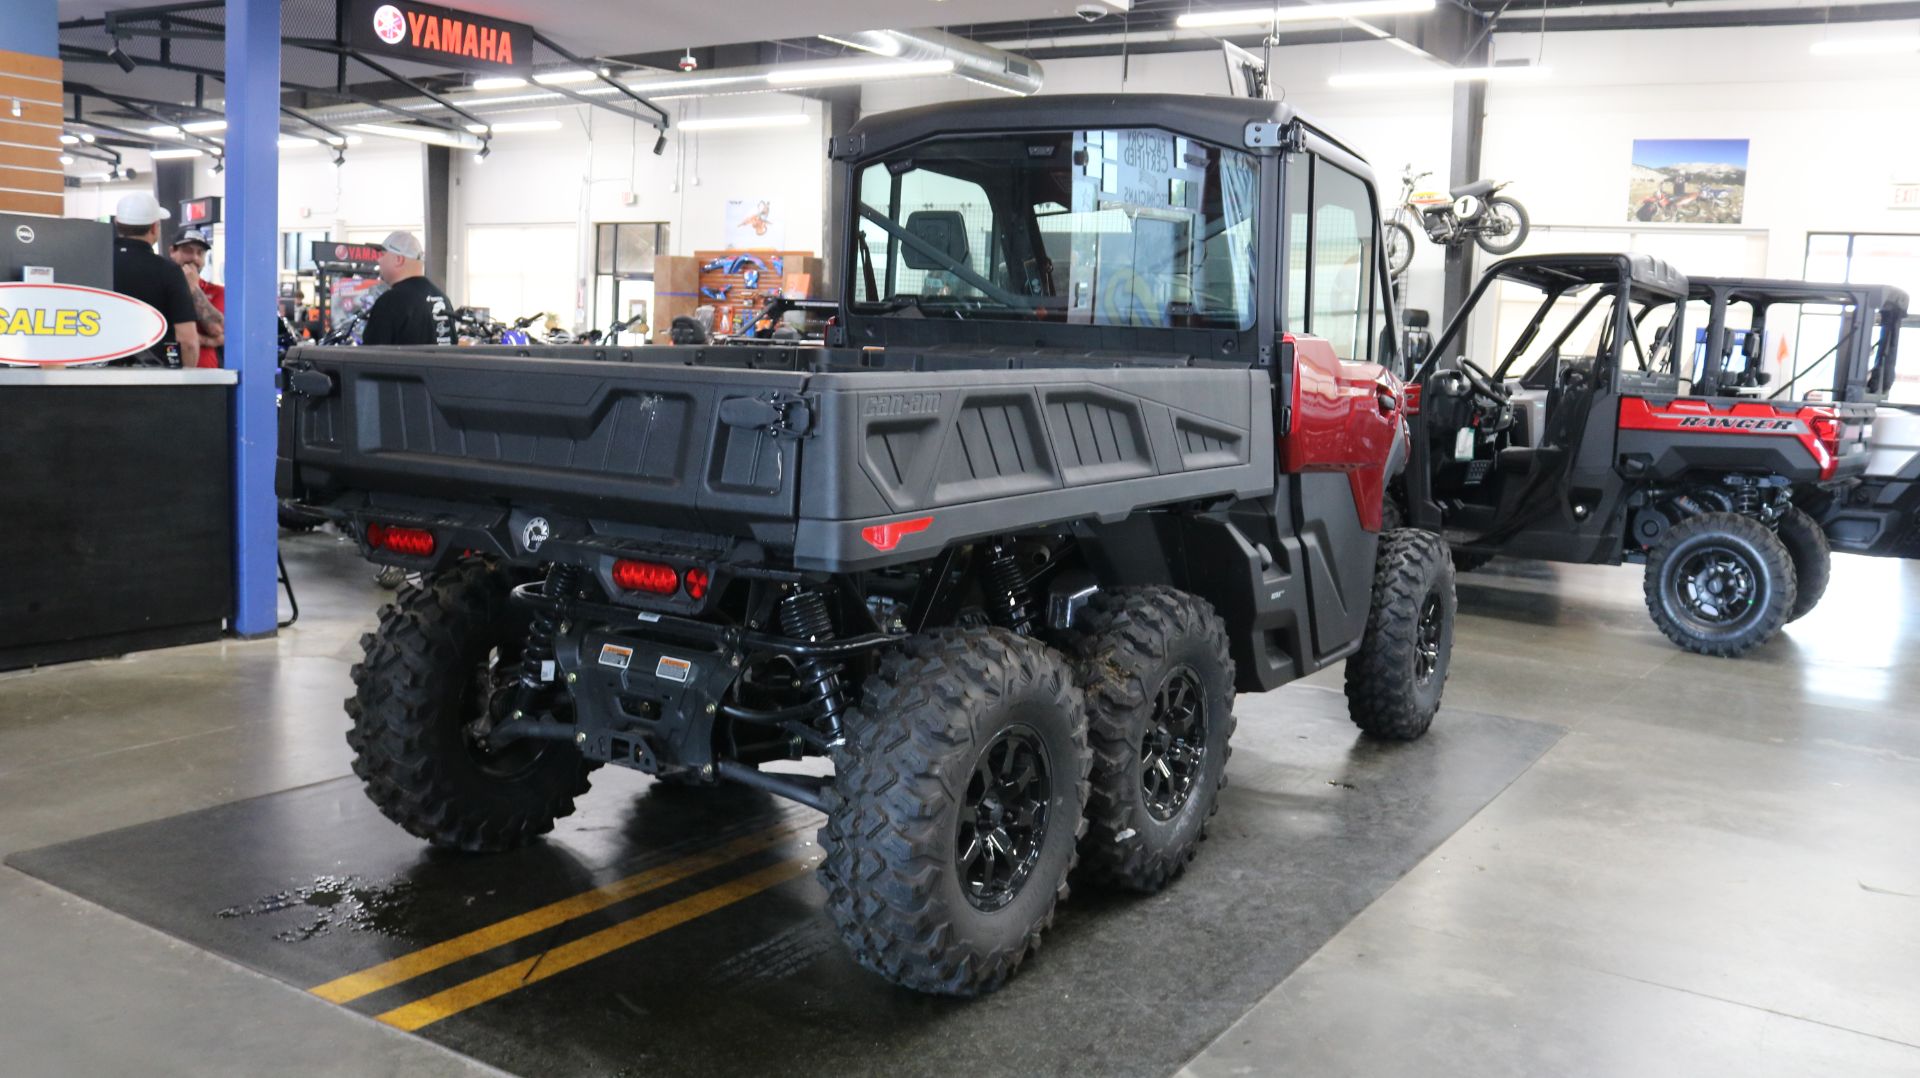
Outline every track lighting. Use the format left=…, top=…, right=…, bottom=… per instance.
left=474, top=142, right=491, bottom=162
left=110, top=42, right=138, bottom=73
left=653, top=131, right=668, bottom=156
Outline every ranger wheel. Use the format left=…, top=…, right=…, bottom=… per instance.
left=818, top=628, right=1088, bottom=996
left=1775, top=506, right=1831, bottom=622
left=347, top=560, right=592, bottom=852
left=1643, top=512, right=1795, bottom=657
left=1346, top=529, right=1457, bottom=740
left=1071, top=587, right=1236, bottom=894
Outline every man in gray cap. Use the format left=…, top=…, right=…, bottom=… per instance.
left=361, top=229, right=453, bottom=346
left=109, top=191, right=200, bottom=367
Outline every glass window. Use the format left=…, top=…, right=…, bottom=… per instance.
left=1310, top=158, right=1379, bottom=362
left=851, top=128, right=1258, bottom=330
left=1284, top=154, right=1309, bottom=333
left=466, top=224, right=577, bottom=326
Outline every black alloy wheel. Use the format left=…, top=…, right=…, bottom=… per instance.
left=1139, top=666, right=1207, bottom=822
left=1415, top=595, right=1445, bottom=683
left=957, top=725, right=1053, bottom=912
left=1672, top=547, right=1760, bottom=629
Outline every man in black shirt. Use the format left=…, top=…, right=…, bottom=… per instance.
left=361, top=230, right=453, bottom=346
left=109, top=191, right=200, bottom=367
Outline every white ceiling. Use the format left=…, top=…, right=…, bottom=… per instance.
left=55, top=1, right=1093, bottom=56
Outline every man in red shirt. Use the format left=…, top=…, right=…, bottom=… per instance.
left=169, top=227, right=225, bottom=367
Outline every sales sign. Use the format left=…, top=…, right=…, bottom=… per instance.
left=0, top=283, right=166, bottom=366
left=346, top=0, right=531, bottom=74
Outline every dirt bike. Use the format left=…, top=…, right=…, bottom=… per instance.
left=1385, top=166, right=1530, bottom=278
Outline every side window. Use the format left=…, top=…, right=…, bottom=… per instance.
left=1284, top=154, right=1309, bottom=333
left=1311, top=158, right=1380, bottom=363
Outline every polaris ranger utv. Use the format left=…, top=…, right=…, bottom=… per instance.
left=280, top=95, right=1456, bottom=996
left=1399, top=254, right=1873, bottom=657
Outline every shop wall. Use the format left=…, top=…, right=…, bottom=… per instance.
left=445, top=96, right=826, bottom=323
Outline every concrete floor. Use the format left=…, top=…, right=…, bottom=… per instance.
left=3, top=532, right=1918, bottom=1076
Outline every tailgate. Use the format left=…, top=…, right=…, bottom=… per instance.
left=280, top=347, right=809, bottom=534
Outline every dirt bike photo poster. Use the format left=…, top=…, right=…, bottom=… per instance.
left=1628, top=138, right=1749, bottom=224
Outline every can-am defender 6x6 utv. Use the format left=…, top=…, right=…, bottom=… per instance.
left=1397, top=254, right=1873, bottom=657
left=279, top=94, right=1457, bottom=997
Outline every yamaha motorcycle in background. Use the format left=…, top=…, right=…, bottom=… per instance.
left=1385, top=166, right=1530, bottom=278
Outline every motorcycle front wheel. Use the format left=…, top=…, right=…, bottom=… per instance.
left=1385, top=220, right=1417, bottom=277
left=1474, top=196, right=1530, bottom=255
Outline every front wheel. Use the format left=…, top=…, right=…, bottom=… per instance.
left=818, top=629, right=1089, bottom=996
left=347, top=561, right=593, bottom=852
left=1385, top=219, right=1417, bottom=277
left=1346, top=529, right=1456, bottom=740
left=1474, top=195, right=1530, bottom=255
left=1774, top=506, right=1831, bottom=622
left=1643, top=512, right=1795, bottom=656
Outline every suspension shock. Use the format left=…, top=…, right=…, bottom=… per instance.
left=983, top=544, right=1038, bottom=635
left=517, top=564, right=583, bottom=695
left=780, top=589, right=851, bottom=746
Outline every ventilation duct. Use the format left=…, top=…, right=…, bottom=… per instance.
left=821, top=28, right=1044, bottom=96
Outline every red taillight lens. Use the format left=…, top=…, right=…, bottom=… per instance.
left=612, top=559, right=679, bottom=595
left=683, top=567, right=710, bottom=600
left=1809, top=412, right=1841, bottom=450
left=366, top=522, right=436, bottom=557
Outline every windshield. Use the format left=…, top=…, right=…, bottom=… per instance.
left=850, top=129, right=1259, bottom=329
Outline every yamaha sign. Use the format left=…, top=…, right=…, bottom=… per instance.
left=347, top=0, right=531, bottom=74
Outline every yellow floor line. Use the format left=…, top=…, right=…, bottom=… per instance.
left=376, top=856, right=816, bottom=1032
left=309, top=817, right=812, bottom=1005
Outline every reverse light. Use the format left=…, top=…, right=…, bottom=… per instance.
left=612, top=559, right=680, bottom=595
left=683, top=567, right=711, bottom=600
left=366, top=523, right=436, bottom=557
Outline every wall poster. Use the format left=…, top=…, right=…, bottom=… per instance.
left=1629, top=138, right=1749, bottom=224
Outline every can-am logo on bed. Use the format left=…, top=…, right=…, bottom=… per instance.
left=0, top=283, right=166, bottom=366
left=348, top=0, right=531, bottom=73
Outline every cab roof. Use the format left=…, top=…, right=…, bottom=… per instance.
left=1481, top=253, right=1688, bottom=298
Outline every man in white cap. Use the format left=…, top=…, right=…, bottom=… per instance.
left=109, top=190, right=200, bottom=367
left=360, top=229, right=452, bottom=346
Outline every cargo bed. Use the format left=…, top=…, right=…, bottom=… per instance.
left=280, top=344, right=1276, bottom=571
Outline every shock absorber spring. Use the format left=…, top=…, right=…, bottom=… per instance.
left=517, top=564, right=583, bottom=693
left=780, top=589, right=850, bottom=745
left=983, top=544, right=1038, bottom=635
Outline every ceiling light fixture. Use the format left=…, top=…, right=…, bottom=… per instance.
left=350, top=122, right=484, bottom=150
left=1809, top=37, right=1920, bottom=56
left=472, top=76, right=529, bottom=90
left=60, top=133, right=79, bottom=144
left=623, top=71, right=772, bottom=94
left=149, top=147, right=204, bottom=159
left=474, top=142, right=491, bottom=162
left=461, top=119, right=563, bottom=133
left=1176, top=0, right=1436, bottom=29
left=676, top=113, right=810, bottom=132
left=1328, top=62, right=1550, bottom=88
left=109, top=42, right=138, bottom=72
left=59, top=154, right=74, bottom=165
left=532, top=69, right=601, bottom=85
left=652, top=131, right=668, bottom=155
left=766, top=58, right=955, bottom=85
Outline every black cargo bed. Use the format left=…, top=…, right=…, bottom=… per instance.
left=281, top=345, right=1275, bottom=571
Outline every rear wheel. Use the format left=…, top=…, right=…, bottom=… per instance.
left=347, top=560, right=592, bottom=852
left=818, top=629, right=1088, bottom=996
left=1643, top=512, right=1795, bottom=656
left=1774, top=506, right=1831, bottom=622
left=1072, top=587, right=1236, bottom=894
left=1385, top=219, right=1417, bottom=277
left=1474, top=196, right=1530, bottom=255
left=1346, top=530, right=1456, bottom=740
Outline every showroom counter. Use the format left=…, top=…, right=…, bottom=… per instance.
left=0, top=368, right=237, bottom=670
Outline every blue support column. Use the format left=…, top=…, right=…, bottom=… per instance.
left=225, top=0, right=280, bottom=637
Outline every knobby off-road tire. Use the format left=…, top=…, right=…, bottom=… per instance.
left=818, top=628, right=1089, bottom=996
left=1775, top=506, right=1831, bottom=623
left=1072, top=587, right=1236, bottom=894
left=1643, top=511, right=1796, bottom=657
left=1346, top=529, right=1456, bottom=740
left=347, top=560, right=593, bottom=852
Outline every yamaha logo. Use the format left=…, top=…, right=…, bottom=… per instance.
left=521, top=516, right=551, bottom=551
left=372, top=4, right=406, bottom=44
left=14, top=225, right=33, bottom=244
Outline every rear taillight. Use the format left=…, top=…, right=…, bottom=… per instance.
left=366, top=523, right=435, bottom=557
left=1807, top=410, right=1842, bottom=479
left=612, top=559, right=679, bottom=595
left=683, top=567, right=711, bottom=600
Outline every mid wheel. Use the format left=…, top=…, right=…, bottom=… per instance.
left=347, top=560, right=592, bottom=852
left=1643, top=512, right=1795, bottom=656
left=818, top=629, right=1088, bottom=996
left=1774, top=506, right=1831, bottom=622
left=1072, top=587, right=1236, bottom=893
left=1345, top=529, right=1456, bottom=740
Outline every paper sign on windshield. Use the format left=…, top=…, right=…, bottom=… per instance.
left=0, top=283, right=167, bottom=366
